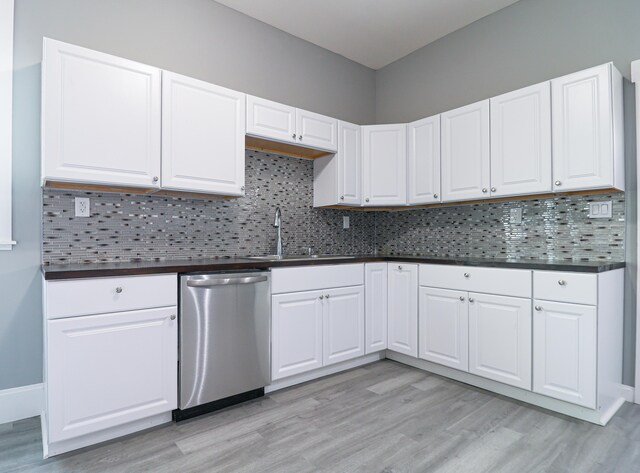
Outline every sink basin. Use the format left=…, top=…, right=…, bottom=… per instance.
left=246, top=255, right=356, bottom=262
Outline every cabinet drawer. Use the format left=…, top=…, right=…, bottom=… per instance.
left=419, top=264, right=531, bottom=298
left=271, top=264, right=364, bottom=294
left=533, top=271, right=597, bottom=305
left=45, top=274, right=177, bottom=319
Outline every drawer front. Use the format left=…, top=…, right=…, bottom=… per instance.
left=45, top=274, right=178, bottom=319
left=533, top=271, right=597, bottom=305
left=271, top=264, right=364, bottom=294
left=419, top=264, right=531, bottom=298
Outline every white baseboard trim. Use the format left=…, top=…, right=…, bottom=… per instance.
left=265, top=352, right=385, bottom=393
left=619, top=384, right=635, bottom=403
left=0, top=383, right=43, bottom=424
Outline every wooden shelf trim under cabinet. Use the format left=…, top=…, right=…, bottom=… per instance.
left=318, top=188, right=621, bottom=211
left=245, top=136, right=334, bottom=160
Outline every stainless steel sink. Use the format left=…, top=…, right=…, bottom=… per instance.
left=246, top=255, right=356, bottom=262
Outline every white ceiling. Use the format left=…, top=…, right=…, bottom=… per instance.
left=214, top=0, right=521, bottom=69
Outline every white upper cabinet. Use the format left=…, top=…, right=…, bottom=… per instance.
left=551, top=63, right=624, bottom=192
left=468, top=293, right=531, bottom=389
left=407, top=115, right=441, bottom=204
left=42, top=38, right=161, bottom=188
left=161, top=71, right=245, bottom=196
left=246, top=95, right=296, bottom=144
left=441, top=100, right=490, bottom=202
left=490, top=82, right=552, bottom=197
left=313, top=121, right=361, bottom=207
left=362, top=124, right=408, bottom=206
left=387, top=263, right=418, bottom=357
left=296, top=108, right=338, bottom=152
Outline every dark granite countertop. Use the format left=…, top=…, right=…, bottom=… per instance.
left=41, top=255, right=626, bottom=280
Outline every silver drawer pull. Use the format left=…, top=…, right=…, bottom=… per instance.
left=535, top=305, right=542, bottom=311
left=464, top=272, right=470, bottom=278
left=319, top=295, right=324, bottom=300
left=170, top=314, right=176, bottom=320
left=187, top=276, right=268, bottom=288
left=459, top=296, right=465, bottom=302
left=115, top=287, right=123, bottom=294
left=558, top=280, right=566, bottom=286
left=468, top=297, right=474, bottom=303
left=398, top=265, right=403, bottom=270
left=325, top=294, right=330, bottom=299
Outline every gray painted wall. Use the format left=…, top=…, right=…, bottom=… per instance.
left=375, top=0, right=639, bottom=384
left=0, top=0, right=375, bottom=391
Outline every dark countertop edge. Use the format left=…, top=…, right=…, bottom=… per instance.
left=41, top=257, right=626, bottom=280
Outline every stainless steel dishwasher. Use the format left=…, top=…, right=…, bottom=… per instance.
left=175, top=270, right=271, bottom=421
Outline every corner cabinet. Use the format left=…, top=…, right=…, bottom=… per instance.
left=407, top=115, right=441, bottom=204
left=365, top=263, right=388, bottom=353
left=490, top=82, right=552, bottom=197
left=362, top=124, right=407, bottom=206
left=161, top=71, right=246, bottom=196
left=314, top=121, right=361, bottom=207
left=42, top=38, right=162, bottom=189
left=551, top=63, right=624, bottom=192
left=441, top=100, right=490, bottom=202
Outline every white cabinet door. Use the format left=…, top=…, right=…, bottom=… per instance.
left=296, top=109, right=338, bottom=152
left=407, top=115, right=441, bottom=204
left=362, top=124, right=407, bottom=206
left=552, top=63, right=618, bottom=192
left=46, top=307, right=177, bottom=442
left=338, top=121, right=362, bottom=205
left=441, top=100, right=490, bottom=202
left=365, top=263, right=388, bottom=354
left=272, top=290, right=324, bottom=380
left=418, top=287, right=468, bottom=371
left=161, top=71, right=245, bottom=196
left=42, top=39, right=161, bottom=188
left=468, top=293, right=531, bottom=389
left=533, top=300, right=596, bottom=408
left=387, top=263, right=418, bottom=357
left=246, top=95, right=296, bottom=144
left=490, top=82, right=552, bottom=197
left=323, top=286, right=365, bottom=366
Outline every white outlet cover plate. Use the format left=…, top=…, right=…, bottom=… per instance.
left=343, top=216, right=350, bottom=229
left=75, top=197, right=90, bottom=217
left=589, top=201, right=612, bottom=218
left=509, top=208, right=522, bottom=224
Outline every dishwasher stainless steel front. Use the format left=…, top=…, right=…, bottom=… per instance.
left=176, top=271, right=271, bottom=420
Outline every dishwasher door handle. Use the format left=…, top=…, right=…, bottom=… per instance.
left=187, top=275, right=269, bottom=287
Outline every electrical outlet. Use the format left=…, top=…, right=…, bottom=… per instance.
left=343, top=216, right=350, bottom=229
left=589, top=201, right=612, bottom=218
left=75, top=197, right=90, bottom=217
left=510, top=208, right=522, bottom=224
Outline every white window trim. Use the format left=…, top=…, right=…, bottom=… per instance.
left=0, top=0, right=15, bottom=250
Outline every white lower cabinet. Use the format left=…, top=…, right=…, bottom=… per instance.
left=365, top=263, right=388, bottom=353
left=387, top=264, right=418, bottom=357
left=532, top=300, right=597, bottom=408
left=418, top=287, right=468, bottom=371
left=47, top=307, right=178, bottom=443
left=468, top=293, right=531, bottom=389
left=323, top=286, right=365, bottom=365
left=272, top=290, right=324, bottom=380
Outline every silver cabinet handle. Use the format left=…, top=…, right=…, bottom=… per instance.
left=468, top=297, right=474, bottom=303
left=292, top=133, right=297, bottom=139
left=298, top=135, right=303, bottom=141
left=464, top=272, right=470, bottom=278
left=433, top=194, right=438, bottom=199
left=152, top=176, right=159, bottom=183
left=398, top=265, right=403, bottom=270
left=535, top=305, right=542, bottom=311
left=482, top=188, right=488, bottom=193
left=340, top=196, right=344, bottom=200
left=241, top=186, right=245, bottom=191
left=365, top=198, right=370, bottom=203
left=319, top=295, right=324, bottom=300
left=558, top=280, right=566, bottom=286
left=491, top=187, right=496, bottom=192
left=555, top=180, right=561, bottom=186
left=115, top=287, right=123, bottom=294
left=459, top=296, right=465, bottom=302
left=187, top=275, right=268, bottom=287
left=325, top=294, right=330, bottom=299
left=170, top=314, right=176, bottom=320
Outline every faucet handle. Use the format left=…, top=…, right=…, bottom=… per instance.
left=308, top=247, right=313, bottom=256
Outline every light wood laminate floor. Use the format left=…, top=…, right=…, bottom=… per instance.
left=3, top=360, right=640, bottom=473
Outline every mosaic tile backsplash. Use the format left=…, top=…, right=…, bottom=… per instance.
left=42, top=150, right=626, bottom=264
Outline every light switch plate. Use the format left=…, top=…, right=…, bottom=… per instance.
left=343, top=216, right=350, bottom=229
left=510, top=208, right=522, bottom=224
left=589, top=201, right=612, bottom=218
left=75, top=197, right=90, bottom=217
